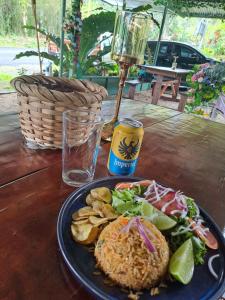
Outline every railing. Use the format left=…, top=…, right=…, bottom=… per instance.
left=82, top=75, right=137, bottom=96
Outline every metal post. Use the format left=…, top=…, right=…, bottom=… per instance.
left=153, top=5, right=168, bottom=66
left=122, top=0, right=126, bottom=10
left=59, top=0, right=66, bottom=77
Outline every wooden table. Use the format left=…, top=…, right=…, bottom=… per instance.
left=139, top=65, right=190, bottom=105
left=0, top=99, right=225, bottom=300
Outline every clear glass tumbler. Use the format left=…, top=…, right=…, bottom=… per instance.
left=62, top=110, right=103, bottom=187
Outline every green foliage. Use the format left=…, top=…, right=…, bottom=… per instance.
left=0, top=0, right=61, bottom=36
left=14, top=26, right=72, bottom=71
left=0, top=72, right=14, bottom=90
left=0, top=73, right=14, bottom=81
left=127, top=5, right=160, bottom=28
left=128, top=4, right=153, bottom=12
left=81, top=45, right=111, bottom=74
left=15, top=50, right=60, bottom=65
left=129, top=66, right=139, bottom=77
left=0, top=35, right=44, bottom=48
left=192, top=237, right=207, bottom=265
left=0, top=0, right=31, bottom=35
left=166, top=218, right=194, bottom=252
left=23, top=25, right=61, bottom=49
left=17, top=67, right=28, bottom=76
left=153, top=0, right=225, bottom=10
left=79, top=6, right=160, bottom=76
left=186, top=198, right=198, bottom=219
left=14, top=5, right=160, bottom=77
left=79, top=11, right=115, bottom=65
left=186, top=62, right=225, bottom=112
left=202, top=21, right=225, bottom=61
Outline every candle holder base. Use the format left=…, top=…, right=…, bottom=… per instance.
left=101, top=119, right=116, bottom=141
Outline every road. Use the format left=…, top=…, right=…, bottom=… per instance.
left=0, top=47, right=49, bottom=67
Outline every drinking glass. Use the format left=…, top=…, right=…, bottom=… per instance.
left=62, top=110, right=103, bottom=187
left=101, top=10, right=152, bottom=141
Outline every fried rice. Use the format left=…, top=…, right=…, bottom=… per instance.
left=95, top=216, right=169, bottom=290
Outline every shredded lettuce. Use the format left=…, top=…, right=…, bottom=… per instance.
left=112, top=189, right=143, bottom=216
left=192, top=236, right=207, bottom=265
left=186, top=197, right=198, bottom=218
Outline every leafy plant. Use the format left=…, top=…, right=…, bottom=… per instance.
left=15, top=6, right=160, bottom=77
left=15, top=50, right=60, bottom=65
left=186, top=62, right=225, bottom=112
left=14, top=25, right=71, bottom=72
left=79, top=11, right=115, bottom=71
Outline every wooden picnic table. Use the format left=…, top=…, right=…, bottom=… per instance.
left=0, top=99, right=224, bottom=300
left=139, top=65, right=191, bottom=105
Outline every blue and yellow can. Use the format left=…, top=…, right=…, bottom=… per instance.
left=107, top=118, right=144, bottom=175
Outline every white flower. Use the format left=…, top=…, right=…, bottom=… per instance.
left=198, top=77, right=204, bottom=83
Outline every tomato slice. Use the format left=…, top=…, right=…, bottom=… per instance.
left=188, top=218, right=218, bottom=250
left=115, top=180, right=152, bottom=190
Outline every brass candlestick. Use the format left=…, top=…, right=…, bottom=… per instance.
left=101, top=61, right=129, bottom=141
left=101, top=11, right=152, bottom=141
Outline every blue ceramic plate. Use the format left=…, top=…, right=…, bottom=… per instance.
left=57, top=176, right=225, bottom=300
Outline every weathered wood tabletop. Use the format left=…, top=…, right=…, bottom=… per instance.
left=0, top=99, right=224, bottom=300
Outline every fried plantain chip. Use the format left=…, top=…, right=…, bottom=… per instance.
left=89, top=216, right=109, bottom=226
left=71, top=223, right=99, bottom=245
left=72, top=219, right=89, bottom=225
left=86, top=194, right=96, bottom=206
left=72, top=211, right=88, bottom=221
left=92, top=200, right=118, bottom=219
left=90, top=187, right=112, bottom=203
left=101, top=204, right=118, bottom=219
left=92, top=200, right=105, bottom=217
left=78, top=206, right=98, bottom=217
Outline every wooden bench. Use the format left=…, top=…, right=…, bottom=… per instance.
left=125, top=79, right=143, bottom=99
left=151, top=80, right=189, bottom=111
left=151, top=79, right=181, bottom=100
left=178, top=91, right=189, bottom=112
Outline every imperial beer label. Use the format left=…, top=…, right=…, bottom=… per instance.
left=107, top=118, right=144, bottom=176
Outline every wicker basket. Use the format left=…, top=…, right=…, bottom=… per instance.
left=11, top=75, right=108, bottom=148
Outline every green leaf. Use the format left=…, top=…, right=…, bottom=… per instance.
left=186, top=197, right=198, bottom=218
left=23, top=25, right=62, bottom=50
left=14, top=51, right=60, bottom=65
left=191, top=237, right=207, bottom=265
left=79, top=11, right=115, bottom=64
left=129, top=4, right=152, bottom=12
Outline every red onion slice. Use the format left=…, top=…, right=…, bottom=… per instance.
left=120, top=217, right=137, bottom=234
left=136, top=218, right=156, bottom=253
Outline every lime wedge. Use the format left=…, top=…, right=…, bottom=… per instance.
left=141, top=201, right=154, bottom=216
left=151, top=215, right=177, bottom=230
left=141, top=201, right=176, bottom=230
left=169, top=238, right=194, bottom=284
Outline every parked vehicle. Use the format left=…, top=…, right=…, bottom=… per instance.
left=146, top=40, right=216, bottom=69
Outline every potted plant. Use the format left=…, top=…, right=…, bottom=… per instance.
left=186, top=62, right=225, bottom=115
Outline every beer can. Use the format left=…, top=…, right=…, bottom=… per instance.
left=107, top=118, right=144, bottom=175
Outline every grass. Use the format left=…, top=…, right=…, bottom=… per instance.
left=0, top=67, right=18, bottom=91
left=0, top=73, right=13, bottom=81
left=0, top=71, right=15, bottom=91
left=0, top=35, right=46, bottom=48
